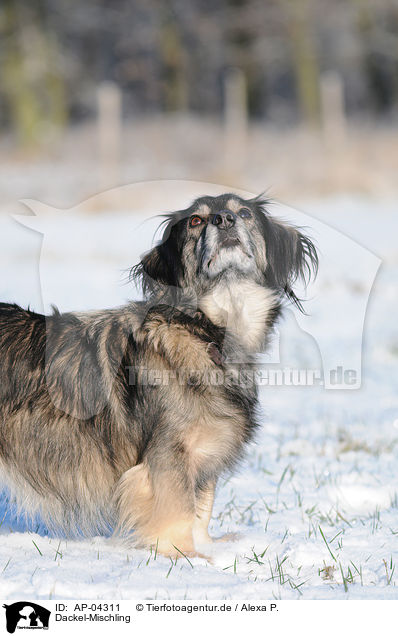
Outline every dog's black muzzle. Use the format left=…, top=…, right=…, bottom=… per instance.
left=212, top=210, right=241, bottom=248
left=212, top=210, right=237, bottom=230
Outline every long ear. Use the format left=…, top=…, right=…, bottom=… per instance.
left=259, top=213, right=318, bottom=311
left=131, top=216, right=184, bottom=297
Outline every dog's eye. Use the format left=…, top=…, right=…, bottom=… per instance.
left=189, top=215, right=203, bottom=227
left=239, top=207, right=252, bottom=219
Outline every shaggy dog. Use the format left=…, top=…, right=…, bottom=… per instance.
left=0, top=193, right=317, bottom=556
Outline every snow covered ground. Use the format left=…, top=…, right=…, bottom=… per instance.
left=0, top=183, right=397, bottom=600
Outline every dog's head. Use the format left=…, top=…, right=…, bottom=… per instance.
left=133, top=194, right=318, bottom=310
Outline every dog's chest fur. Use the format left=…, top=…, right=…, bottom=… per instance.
left=138, top=281, right=281, bottom=477
left=199, top=280, right=278, bottom=352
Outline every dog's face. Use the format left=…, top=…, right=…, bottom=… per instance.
left=187, top=196, right=265, bottom=280
left=134, top=194, right=318, bottom=309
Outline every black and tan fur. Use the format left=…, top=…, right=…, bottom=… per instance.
left=0, top=194, right=317, bottom=556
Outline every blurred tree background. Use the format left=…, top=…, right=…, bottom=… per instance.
left=0, top=0, right=398, bottom=204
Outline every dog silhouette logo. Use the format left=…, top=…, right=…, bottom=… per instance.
left=3, top=602, right=50, bottom=633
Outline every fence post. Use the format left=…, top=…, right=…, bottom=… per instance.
left=320, top=71, right=347, bottom=147
left=97, top=81, right=122, bottom=194
left=223, top=67, right=248, bottom=175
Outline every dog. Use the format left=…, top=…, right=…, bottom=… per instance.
left=0, top=193, right=317, bottom=557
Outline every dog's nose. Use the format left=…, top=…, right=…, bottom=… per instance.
left=212, top=210, right=236, bottom=229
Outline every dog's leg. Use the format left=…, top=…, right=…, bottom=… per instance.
left=114, top=460, right=197, bottom=557
left=194, top=481, right=241, bottom=547
left=192, top=482, right=216, bottom=548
